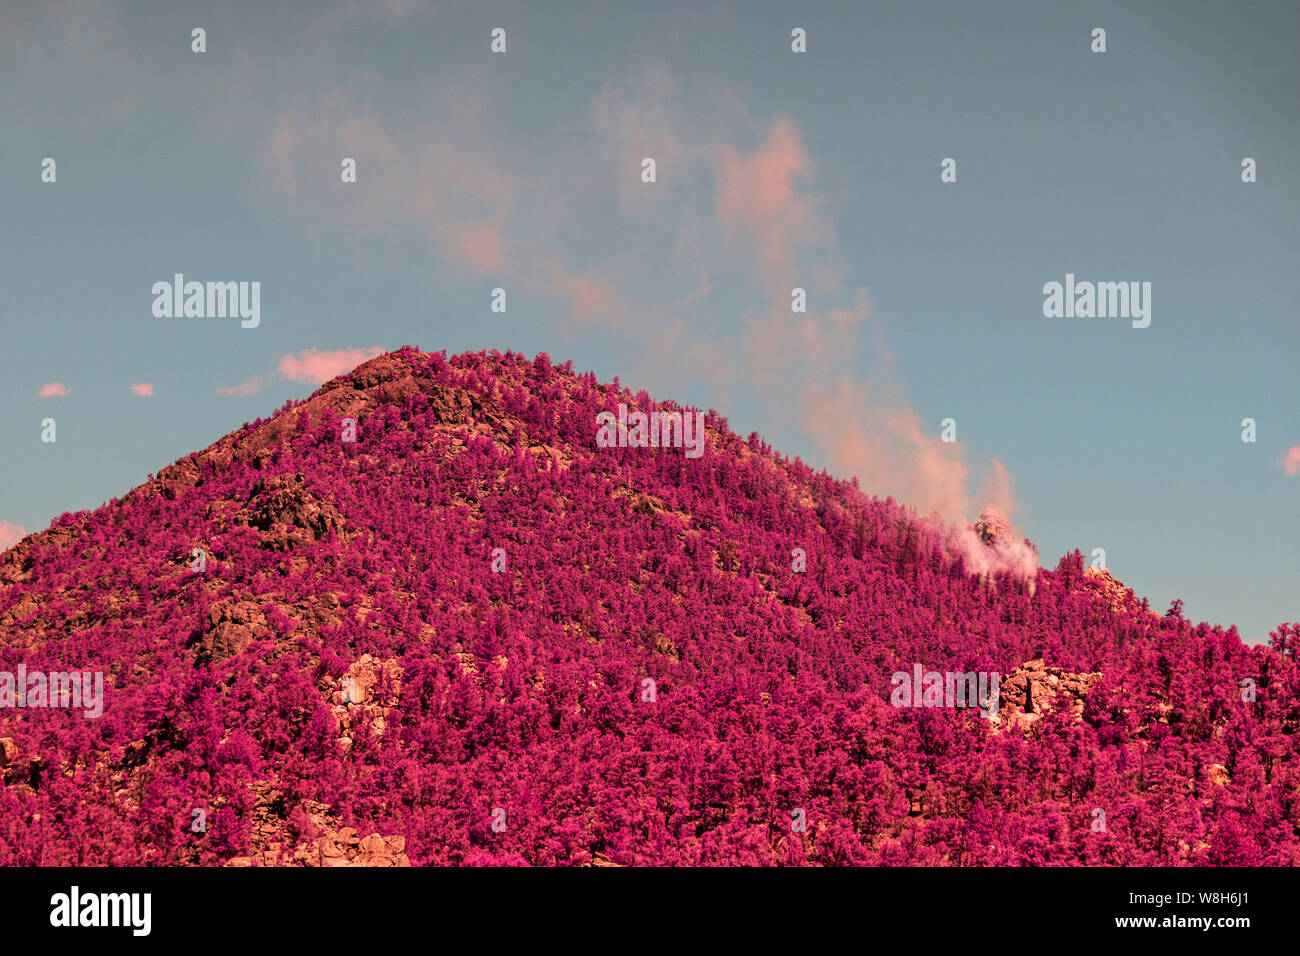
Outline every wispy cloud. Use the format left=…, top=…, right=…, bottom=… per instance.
left=277, top=347, right=386, bottom=384
left=218, top=346, right=385, bottom=397
left=304, top=0, right=420, bottom=43
left=715, top=115, right=826, bottom=297
left=246, top=57, right=1026, bottom=555
left=590, top=63, right=689, bottom=212
left=129, top=383, right=154, bottom=397
left=688, top=112, right=1014, bottom=532
left=216, top=376, right=268, bottom=399
left=442, top=222, right=509, bottom=274
left=38, top=382, right=70, bottom=398
left=255, top=83, right=514, bottom=275
left=1283, top=445, right=1300, bottom=476
left=0, top=520, right=26, bottom=552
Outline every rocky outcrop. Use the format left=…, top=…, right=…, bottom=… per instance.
left=974, top=509, right=1014, bottom=547
left=224, top=783, right=410, bottom=867
left=0, top=737, right=42, bottom=792
left=996, top=658, right=1102, bottom=730
left=0, top=592, right=40, bottom=629
left=228, top=828, right=411, bottom=868
left=155, top=456, right=202, bottom=500
left=198, top=598, right=269, bottom=662
left=1082, top=566, right=1150, bottom=617
left=309, top=829, right=411, bottom=867
left=329, top=654, right=403, bottom=753
left=238, top=473, right=348, bottom=551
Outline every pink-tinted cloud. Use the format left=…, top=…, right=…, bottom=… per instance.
left=216, top=375, right=271, bottom=398
left=565, top=94, right=997, bottom=539
left=305, top=0, right=419, bottom=42
left=671, top=223, right=714, bottom=309
left=443, top=223, right=509, bottom=273
left=262, top=100, right=397, bottom=208
left=676, top=114, right=1028, bottom=574
left=976, top=459, right=1018, bottom=522
left=219, top=347, right=384, bottom=396
left=277, top=347, right=386, bottom=384
left=557, top=273, right=619, bottom=320
left=248, top=65, right=1029, bottom=578
left=715, top=115, right=825, bottom=294
left=38, top=382, right=70, bottom=397
left=1283, top=445, right=1300, bottom=476
left=0, top=520, right=26, bottom=552
left=129, top=383, right=154, bottom=396
left=590, top=63, right=687, bottom=211
left=800, top=376, right=975, bottom=523
left=257, top=85, right=513, bottom=274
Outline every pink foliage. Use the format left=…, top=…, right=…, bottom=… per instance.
left=0, top=347, right=1297, bottom=866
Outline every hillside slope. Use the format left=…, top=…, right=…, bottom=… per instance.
left=1, top=346, right=1297, bottom=865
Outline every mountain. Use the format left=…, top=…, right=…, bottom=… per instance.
left=1, top=346, right=1297, bottom=866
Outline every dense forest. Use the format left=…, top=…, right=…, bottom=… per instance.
left=1, top=346, right=1296, bottom=865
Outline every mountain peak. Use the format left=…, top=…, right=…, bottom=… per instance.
left=973, top=508, right=1014, bottom=547
left=0, top=348, right=1292, bottom=866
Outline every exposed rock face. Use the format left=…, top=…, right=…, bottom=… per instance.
left=996, top=658, right=1103, bottom=730
left=198, top=599, right=269, bottom=663
left=2, top=734, right=42, bottom=792
left=0, top=593, right=39, bottom=629
left=155, top=457, right=202, bottom=500
left=2, top=345, right=1286, bottom=867
left=1084, top=566, right=1139, bottom=614
left=238, top=473, right=348, bottom=551
left=229, top=828, right=410, bottom=868
left=312, top=830, right=411, bottom=867
left=974, top=509, right=1014, bottom=547
left=329, top=654, right=403, bottom=753
left=224, top=783, right=410, bottom=867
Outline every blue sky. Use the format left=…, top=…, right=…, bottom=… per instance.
left=1, top=0, right=1296, bottom=642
